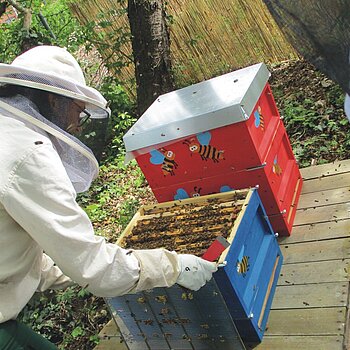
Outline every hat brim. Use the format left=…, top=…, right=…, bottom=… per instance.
left=0, top=63, right=110, bottom=115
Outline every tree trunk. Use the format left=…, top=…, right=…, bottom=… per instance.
left=7, top=0, right=34, bottom=53
left=127, top=0, right=174, bottom=116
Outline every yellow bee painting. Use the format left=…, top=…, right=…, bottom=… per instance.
left=236, top=246, right=250, bottom=277
left=237, top=256, right=250, bottom=275
left=150, top=148, right=178, bottom=176
left=183, top=131, right=224, bottom=163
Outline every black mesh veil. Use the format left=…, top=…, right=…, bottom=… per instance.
left=263, top=0, right=350, bottom=95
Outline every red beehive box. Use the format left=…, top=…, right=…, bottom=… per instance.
left=132, top=83, right=281, bottom=189
left=151, top=121, right=303, bottom=236
left=123, top=63, right=302, bottom=235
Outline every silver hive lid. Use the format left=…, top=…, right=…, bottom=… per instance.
left=124, top=62, right=270, bottom=156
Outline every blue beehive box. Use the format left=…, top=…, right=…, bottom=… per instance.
left=107, top=188, right=283, bottom=348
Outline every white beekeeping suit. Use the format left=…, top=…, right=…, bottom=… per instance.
left=0, top=46, right=216, bottom=323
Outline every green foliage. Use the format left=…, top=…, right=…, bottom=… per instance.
left=82, top=4, right=133, bottom=75
left=275, top=81, right=350, bottom=167
left=0, top=0, right=85, bottom=63
left=19, top=286, right=108, bottom=349
left=78, top=156, right=146, bottom=237
left=100, top=80, right=137, bottom=160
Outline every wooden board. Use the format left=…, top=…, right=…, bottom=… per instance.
left=253, top=335, right=344, bottom=350
left=278, top=259, right=350, bottom=285
left=294, top=202, right=350, bottom=226
left=272, top=282, right=348, bottom=309
left=280, top=238, right=350, bottom=264
left=300, top=159, right=350, bottom=180
left=281, top=219, right=350, bottom=244
left=263, top=307, right=346, bottom=336
left=301, top=172, right=350, bottom=194
left=298, top=186, right=350, bottom=209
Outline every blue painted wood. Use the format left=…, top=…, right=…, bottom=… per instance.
left=107, top=296, right=150, bottom=350
left=143, top=288, right=193, bottom=349
left=214, top=189, right=283, bottom=343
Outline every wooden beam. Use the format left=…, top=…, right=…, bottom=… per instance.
left=301, top=172, right=350, bottom=194
left=298, top=186, right=350, bottom=209
left=272, top=282, right=348, bottom=309
left=258, top=255, right=280, bottom=328
left=278, top=259, right=350, bottom=285
left=282, top=219, right=350, bottom=244
left=294, top=203, right=350, bottom=225
left=280, top=238, right=350, bottom=264
left=253, top=335, right=343, bottom=350
left=264, top=307, right=346, bottom=336
left=301, top=159, right=350, bottom=180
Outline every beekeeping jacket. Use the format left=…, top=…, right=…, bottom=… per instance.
left=0, top=46, right=180, bottom=323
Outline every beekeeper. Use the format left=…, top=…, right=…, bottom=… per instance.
left=0, top=45, right=217, bottom=349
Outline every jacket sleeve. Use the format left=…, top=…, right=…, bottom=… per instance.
left=36, top=253, right=75, bottom=292
left=1, top=143, right=180, bottom=297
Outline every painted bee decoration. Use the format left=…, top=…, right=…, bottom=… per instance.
left=254, top=106, right=265, bottom=131
left=183, top=131, right=225, bottom=163
left=236, top=245, right=250, bottom=277
left=149, top=148, right=178, bottom=176
left=272, top=155, right=282, bottom=175
left=174, top=186, right=202, bottom=200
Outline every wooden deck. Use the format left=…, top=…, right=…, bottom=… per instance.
left=95, top=160, right=350, bottom=350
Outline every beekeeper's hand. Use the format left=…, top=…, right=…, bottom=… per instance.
left=176, top=254, right=217, bottom=291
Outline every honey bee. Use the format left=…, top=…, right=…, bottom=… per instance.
left=150, top=148, right=178, bottom=176
left=183, top=131, right=224, bottom=163
left=254, top=105, right=265, bottom=131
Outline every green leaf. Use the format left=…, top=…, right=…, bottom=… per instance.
left=71, top=326, right=85, bottom=338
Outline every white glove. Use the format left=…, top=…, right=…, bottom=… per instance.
left=176, top=254, right=218, bottom=291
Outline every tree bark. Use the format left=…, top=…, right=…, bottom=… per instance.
left=0, top=2, right=8, bottom=17
left=127, top=0, right=174, bottom=116
left=7, top=0, right=34, bottom=53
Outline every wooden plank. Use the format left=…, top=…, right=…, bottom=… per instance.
left=141, top=189, right=249, bottom=214
left=280, top=238, right=350, bottom=264
left=344, top=284, right=350, bottom=350
left=300, top=159, right=350, bottom=180
left=294, top=203, right=350, bottom=226
left=253, top=335, right=344, bottom=350
left=94, top=337, right=127, bottom=350
left=116, top=211, right=141, bottom=245
left=282, top=219, right=350, bottom=244
left=96, top=320, right=127, bottom=350
left=258, top=255, right=280, bottom=328
left=301, top=172, right=350, bottom=194
left=298, top=187, right=350, bottom=209
left=272, top=282, right=348, bottom=309
left=264, top=307, right=346, bottom=336
left=278, top=259, right=350, bottom=285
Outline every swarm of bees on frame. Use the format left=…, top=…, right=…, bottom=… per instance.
left=122, top=192, right=246, bottom=257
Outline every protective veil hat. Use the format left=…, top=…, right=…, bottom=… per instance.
left=0, top=46, right=110, bottom=193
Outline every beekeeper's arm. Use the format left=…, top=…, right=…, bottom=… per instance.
left=36, top=253, right=75, bottom=292
left=2, top=142, right=215, bottom=296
